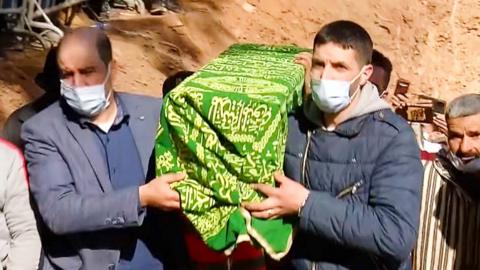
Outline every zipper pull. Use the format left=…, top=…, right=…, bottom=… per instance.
left=351, top=180, right=363, bottom=194
left=336, top=180, right=364, bottom=199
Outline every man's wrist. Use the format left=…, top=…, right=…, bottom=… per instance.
left=138, top=185, right=150, bottom=207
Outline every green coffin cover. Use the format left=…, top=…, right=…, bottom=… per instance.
left=155, top=44, right=307, bottom=260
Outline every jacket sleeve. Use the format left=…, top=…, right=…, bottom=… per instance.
left=298, top=128, right=423, bottom=263
left=2, top=115, right=22, bottom=148
left=4, top=147, right=41, bottom=269
left=22, top=123, right=146, bottom=235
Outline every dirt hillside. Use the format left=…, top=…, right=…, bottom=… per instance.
left=0, top=0, right=479, bottom=128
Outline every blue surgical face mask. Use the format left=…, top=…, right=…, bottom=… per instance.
left=60, top=66, right=111, bottom=117
left=311, top=69, right=363, bottom=114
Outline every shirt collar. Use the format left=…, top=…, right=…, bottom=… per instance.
left=77, top=94, right=130, bottom=129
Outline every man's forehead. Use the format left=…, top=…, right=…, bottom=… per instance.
left=57, top=38, right=101, bottom=69
left=313, top=42, right=361, bottom=66
left=448, top=113, right=480, bottom=130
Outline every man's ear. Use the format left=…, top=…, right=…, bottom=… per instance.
left=110, top=59, right=118, bottom=81
left=360, top=64, right=373, bottom=85
left=105, top=59, right=117, bottom=95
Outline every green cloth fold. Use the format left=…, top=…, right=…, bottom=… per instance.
left=155, top=44, right=307, bottom=259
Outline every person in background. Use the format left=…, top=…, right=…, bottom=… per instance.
left=0, top=138, right=41, bottom=269
left=2, top=47, right=60, bottom=148
left=162, top=70, right=194, bottom=97
left=413, top=93, right=480, bottom=270
left=410, top=123, right=446, bottom=155
left=370, top=49, right=392, bottom=97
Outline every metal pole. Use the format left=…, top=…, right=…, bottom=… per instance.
left=33, top=0, right=85, bottom=18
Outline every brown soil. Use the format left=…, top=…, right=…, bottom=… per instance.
left=1, top=0, right=479, bottom=128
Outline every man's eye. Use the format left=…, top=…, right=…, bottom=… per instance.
left=60, top=73, right=72, bottom=79
left=80, top=70, right=93, bottom=75
left=450, top=135, right=461, bottom=141
left=313, top=61, right=324, bottom=68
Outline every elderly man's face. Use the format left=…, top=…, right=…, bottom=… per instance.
left=57, top=39, right=110, bottom=89
left=447, top=113, right=480, bottom=159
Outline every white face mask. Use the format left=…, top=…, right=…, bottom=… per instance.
left=311, top=68, right=364, bottom=114
left=60, top=66, right=111, bottom=117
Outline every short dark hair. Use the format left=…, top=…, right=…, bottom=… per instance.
left=58, top=27, right=112, bottom=67
left=162, top=71, right=194, bottom=96
left=35, top=46, right=60, bottom=94
left=372, top=49, right=392, bottom=87
left=314, top=20, right=373, bottom=65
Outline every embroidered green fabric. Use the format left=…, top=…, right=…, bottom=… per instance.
left=155, top=44, right=307, bottom=259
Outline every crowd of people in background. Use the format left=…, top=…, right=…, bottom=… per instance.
left=0, top=19, right=479, bottom=270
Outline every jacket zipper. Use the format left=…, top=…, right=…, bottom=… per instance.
left=335, top=180, right=364, bottom=199
left=301, top=130, right=315, bottom=270
left=305, top=183, right=363, bottom=270
left=336, top=180, right=387, bottom=270
left=301, top=130, right=312, bottom=188
left=301, top=130, right=362, bottom=270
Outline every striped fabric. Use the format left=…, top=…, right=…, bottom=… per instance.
left=413, top=160, right=480, bottom=270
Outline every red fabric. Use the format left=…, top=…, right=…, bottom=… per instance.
left=182, top=217, right=265, bottom=270
left=184, top=231, right=264, bottom=263
left=420, top=151, right=436, bottom=161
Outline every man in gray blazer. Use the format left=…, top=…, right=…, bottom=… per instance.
left=22, top=27, right=187, bottom=270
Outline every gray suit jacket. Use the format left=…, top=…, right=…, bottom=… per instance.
left=21, top=92, right=184, bottom=270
